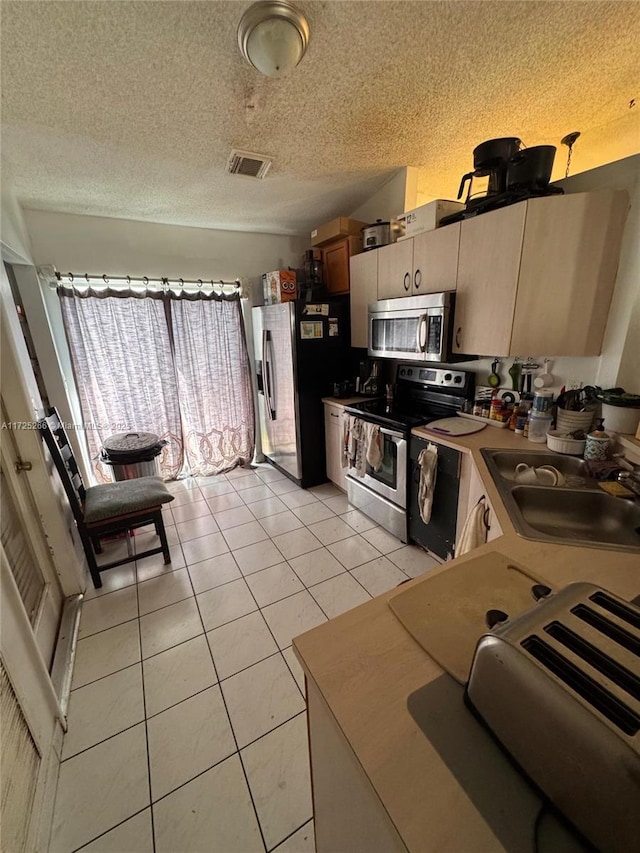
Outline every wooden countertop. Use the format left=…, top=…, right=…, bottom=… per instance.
left=294, top=426, right=640, bottom=852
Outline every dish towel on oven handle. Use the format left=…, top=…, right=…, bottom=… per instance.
left=417, top=443, right=438, bottom=524
left=344, top=416, right=382, bottom=477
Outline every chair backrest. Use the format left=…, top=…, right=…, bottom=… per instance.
left=39, top=407, right=86, bottom=525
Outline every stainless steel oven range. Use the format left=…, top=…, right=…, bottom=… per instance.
left=344, top=364, right=474, bottom=541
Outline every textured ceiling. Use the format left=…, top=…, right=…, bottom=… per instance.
left=2, top=1, right=639, bottom=235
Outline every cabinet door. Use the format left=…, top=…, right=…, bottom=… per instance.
left=453, top=204, right=526, bottom=356
left=350, top=251, right=378, bottom=349
left=456, top=457, right=501, bottom=553
left=377, top=240, right=414, bottom=300
left=511, top=190, right=629, bottom=356
left=324, top=404, right=344, bottom=488
left=323, top=240, right=350, bottom=295
left=411, top=223, right=460, bottom=294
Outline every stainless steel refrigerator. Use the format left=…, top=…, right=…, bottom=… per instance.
left=252, top=301, right=349, bottom=488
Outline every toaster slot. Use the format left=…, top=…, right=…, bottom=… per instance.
left=571, top=605, right=640, bottom=657
left=544, top=621, right=640, bottom=702
left=589, top=591, right=640, bottom=630
left=521, top=636, right=640, bottom=736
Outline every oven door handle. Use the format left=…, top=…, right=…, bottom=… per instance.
left=416, top=314, right=428, bottom=353
left=378, top=427, right=405, bottom=441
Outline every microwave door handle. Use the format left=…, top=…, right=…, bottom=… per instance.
left=416, top=315, right=427, bottom=353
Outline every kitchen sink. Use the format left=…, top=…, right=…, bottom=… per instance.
left=511, top=486, right=640, bottom=550
left=482, top=449, right=593, bottom=488
left=481, top=448, right=640, bottom=552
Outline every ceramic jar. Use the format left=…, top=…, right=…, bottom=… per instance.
left=584, top=431, right=612, bottom=461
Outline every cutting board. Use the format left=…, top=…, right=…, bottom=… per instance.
left=388, top=553, right=551, bottom=684
left=424, top=417, right=486, bottom=436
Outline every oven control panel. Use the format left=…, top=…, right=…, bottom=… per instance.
left=397, top=365, right=468, bottom=388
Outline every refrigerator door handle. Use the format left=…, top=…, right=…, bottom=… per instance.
left=263, top=330, right=276, bottom=420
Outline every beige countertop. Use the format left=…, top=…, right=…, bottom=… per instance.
left=322, top=396, right=375, bottom=408
left=294, top=425, right=640, bottom=852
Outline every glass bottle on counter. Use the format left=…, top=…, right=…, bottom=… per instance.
left=516, top=402, right=530, bottom=435
left=509, top=404, right=520, bottom=431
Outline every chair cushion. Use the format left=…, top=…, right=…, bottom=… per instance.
left=84, top=476, right=174, bottom=523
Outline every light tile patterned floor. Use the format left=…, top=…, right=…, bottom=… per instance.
left=50, top=464, right=439, bottom=853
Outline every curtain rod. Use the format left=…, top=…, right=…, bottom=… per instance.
left=46, top=270, right=241, bottom=290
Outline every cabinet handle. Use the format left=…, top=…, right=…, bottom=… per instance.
left=455, top=326, right=462, bottom=348
left=414, top=269, right=422, bottom=289
left=403, top=272, right=411, bottom=291
left=330, top=412, right=339, bottom=418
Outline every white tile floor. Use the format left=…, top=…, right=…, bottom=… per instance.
left=50, top=464, right=439, bottom=853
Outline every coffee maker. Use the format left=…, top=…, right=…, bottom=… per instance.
left=457, top=137, right=522, bottom=211
left=441, top=138, right=562, bottom=226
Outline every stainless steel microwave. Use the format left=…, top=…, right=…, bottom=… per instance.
left=368, top=293, right=456, bottom=362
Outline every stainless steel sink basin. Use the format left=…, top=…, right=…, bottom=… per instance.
left=511, top=486, right=640, bottom=550
left=481, top=448, right=640, bottom=552
left=482, top=449, right=593, bottom=488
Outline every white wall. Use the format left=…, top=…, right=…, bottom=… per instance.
left=349, top=167, right=418, bottom=224
left=23, top=209, right=309, bottom=281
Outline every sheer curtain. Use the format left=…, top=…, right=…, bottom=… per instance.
left=59, top=286, right=254, bottom=481
left=59, top=289, right=183, bottom=482
left=171, top=295, right=255, bottom=476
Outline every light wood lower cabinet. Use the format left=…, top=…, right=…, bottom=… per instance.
left=307, top=679, right=408, bottom=853
left=456, top=454, right=502, bottom=553
left=324, top=402, right=347, bottom=491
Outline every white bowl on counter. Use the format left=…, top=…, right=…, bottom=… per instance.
left=546, top=430, right=587, bottom=456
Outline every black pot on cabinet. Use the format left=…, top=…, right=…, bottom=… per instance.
left=506, top=145, right=557, bottom=192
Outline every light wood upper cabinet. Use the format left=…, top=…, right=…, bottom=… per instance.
left=349, top=251, right=378, bottom=349
left=377, top=225, right=460, bottom=300
left=412, top=222, right=460, bottom=294
left=453, top=190, right=628, bottom=357
left=511, top=191, right=629, bottom=356
left=453, top=204, right=527, bottom=356
left=377, top=240, right=414, bottom=299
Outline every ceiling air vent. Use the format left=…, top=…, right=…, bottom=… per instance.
left=226, top=150, right=272, bottom=180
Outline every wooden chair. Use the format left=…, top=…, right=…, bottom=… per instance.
left=40, top=407, right=174, bottom=588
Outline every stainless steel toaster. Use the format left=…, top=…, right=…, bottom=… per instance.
left=466, top=582, right=640, bottom=853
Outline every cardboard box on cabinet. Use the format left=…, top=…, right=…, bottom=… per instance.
left=397, top=200, right=464, bottom=239
left=310, top=217, right=367, bottom=247
left=262, top=270, right=297, bottom=304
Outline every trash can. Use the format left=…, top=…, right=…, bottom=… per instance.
left=101, top=432, right=166, bottom=481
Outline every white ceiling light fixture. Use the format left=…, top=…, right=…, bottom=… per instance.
left=238, top=1, right=310, bottom=78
